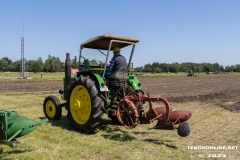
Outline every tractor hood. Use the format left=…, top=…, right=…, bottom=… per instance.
left=81, top=33, right=139, bottom=50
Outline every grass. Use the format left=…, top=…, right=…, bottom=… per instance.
left=0, top=72, right=64, bottom=81
left=0, top=90, right=239, bottom=160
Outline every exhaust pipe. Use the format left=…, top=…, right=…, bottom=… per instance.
left=65, top=53, right=71, bottom=87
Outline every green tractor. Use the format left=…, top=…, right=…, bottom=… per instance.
left=43, top=34, right=192, bottom=136
left=187, top=70, right=196, bottom=77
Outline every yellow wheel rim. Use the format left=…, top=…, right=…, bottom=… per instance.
left=46, top=100, right=56, bottom=118
left=70, top=85, right=91, bottom=124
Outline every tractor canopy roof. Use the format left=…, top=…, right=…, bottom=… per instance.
left=81, top=33, right=139, bottom=50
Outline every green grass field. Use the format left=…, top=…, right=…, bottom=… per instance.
left=0, top=72, right=64, bottom=81
left=0, top=91, right=239, bottom=160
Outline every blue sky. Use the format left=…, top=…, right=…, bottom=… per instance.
left=0, top=0, right=239, bottom=67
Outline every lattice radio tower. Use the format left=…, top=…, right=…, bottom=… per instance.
left=20, top=23, right=25, bottom=78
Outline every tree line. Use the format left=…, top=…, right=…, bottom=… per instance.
left=0, top=55, right=78, bottom=72
left=134, top=62, right=240, bottom=73
left=1, top=56, right=240, bottom=73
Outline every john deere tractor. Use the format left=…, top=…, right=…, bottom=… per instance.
left=43, top=34, right=192, bottom=136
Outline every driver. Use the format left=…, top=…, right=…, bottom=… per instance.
left=105, top=47, right=127, bottom=77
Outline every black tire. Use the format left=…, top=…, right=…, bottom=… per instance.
left=43, top=96, right=62, bottom=120
left=67, top=75, right=104, bottom=133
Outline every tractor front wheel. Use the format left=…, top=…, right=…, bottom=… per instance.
left=43, top=96, right=62, bottom=120
left=67, top=75, right=105, bottom=133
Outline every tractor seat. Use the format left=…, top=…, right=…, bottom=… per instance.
left=108, top=68, right=128, bottom=80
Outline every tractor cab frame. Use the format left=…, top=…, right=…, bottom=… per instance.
left=78, top=33, right=139, bottom=78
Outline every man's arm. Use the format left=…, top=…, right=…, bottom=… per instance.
left=105, top=58, right=116, bottom=76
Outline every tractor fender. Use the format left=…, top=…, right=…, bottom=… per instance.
left=127, top=75, right=142, bottom=91
left=77, top=71, right=105, bottom=91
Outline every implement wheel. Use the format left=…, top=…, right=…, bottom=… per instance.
left=67, top=75, right=104, bottom=133
left=43, top=96, right=62, bottom=120
left=116, top=99, right=140, bottom=129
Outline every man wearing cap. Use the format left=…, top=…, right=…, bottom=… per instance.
left=105, top=47, right=127, bottom=77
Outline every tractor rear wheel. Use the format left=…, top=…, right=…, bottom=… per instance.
left=67, top=75, right=104, bottom=133
left=43, top=96, right=62, bottom=120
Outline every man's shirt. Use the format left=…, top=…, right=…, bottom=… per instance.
left=105, top=53, right=127, bottom=76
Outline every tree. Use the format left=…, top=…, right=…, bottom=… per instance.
left=170, top=62, right=180, bottom=73
left=202, top=63, right=211, bottom=73
left=159, top=63, right=169, bottom=72
left=26, top=60, right=43, bottom=72
left=2, top=57, right=12, bottom=71
left=71, top=56, right=78, bottom=68
left=0, top=59, right=8, bottom=71
left=225, top=65, right=234, bottom=72
left=134, top=66, right=143, bottom=72
left=212, top=63, right=220, bottom=73
left=11, top=60, right=21, bottom=72
left=143, top=63, right=153, bottom=72
left=169, top=65, right=177, bottom=73
left=37, top=57, right=44, bottom=71
left=44, top=55, right=63, bottom=72
left=154, top=67, right=162, bottom=73
left=195, top=64, right=203, bottom=72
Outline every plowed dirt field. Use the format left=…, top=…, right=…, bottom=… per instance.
left=0, top=74, right=239, bottom=112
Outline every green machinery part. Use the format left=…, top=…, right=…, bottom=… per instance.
left=0, top=110, right=48, bottom=147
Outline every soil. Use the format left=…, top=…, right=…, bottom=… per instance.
left=0, top=74, right=239, bottom=112
left=139, top=74, right=240, bottom=112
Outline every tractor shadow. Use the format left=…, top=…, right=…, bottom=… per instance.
left=39, top=116, right=74, bottom=131
left=101, top=133, right=136, bottom=142
left=3, top=149, right=33, bottom=154
left=40, top=117, right=178, bottom=149
left=99, top=119, right=178, bottom=149
left=99, top=120, right=137, bottom=142
left=144, top=139, right=178, bottom=149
